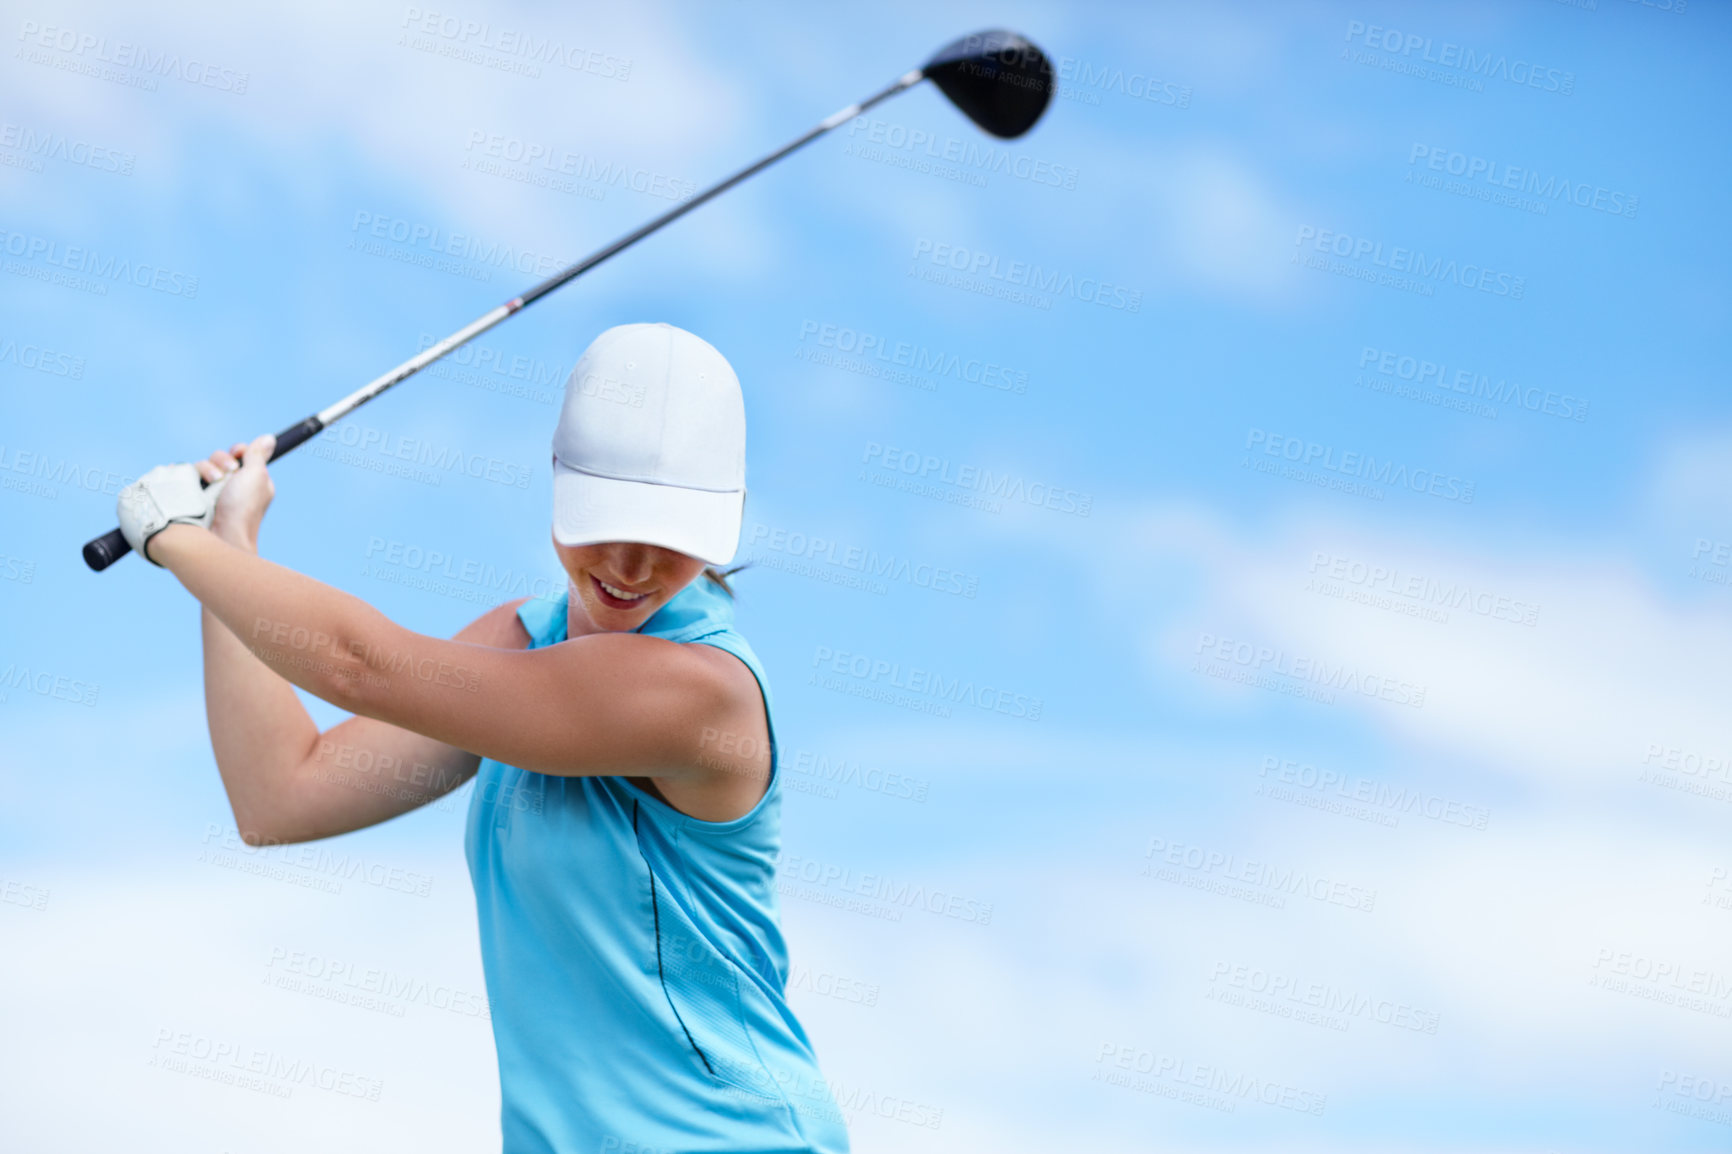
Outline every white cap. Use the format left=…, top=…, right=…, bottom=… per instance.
left=551, top=323, right=746, bottom=565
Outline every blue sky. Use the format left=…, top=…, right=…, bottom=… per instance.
left=4, top=1, right=1731, bottom=1151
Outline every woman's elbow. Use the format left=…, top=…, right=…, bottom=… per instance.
left=233, top=810, right=322, bottom=848
left=230, top=803, right=289, bottom=848
left=222, top=776, right=314, bottom=847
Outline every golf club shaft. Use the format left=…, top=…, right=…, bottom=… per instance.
left=82, top=69, right=925, bottom=572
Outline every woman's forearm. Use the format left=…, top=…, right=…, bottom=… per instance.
left=200, top=601, right=321, bottom=837
left=151, top=523, right=387, bottom=708
left=156, top=523, right=409, bottom=838
left=135, top=441, right=478, bottom=842
left=163, top=521, right=365, bottom=837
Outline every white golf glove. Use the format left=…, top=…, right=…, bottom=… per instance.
left=117, top=463, right=229, bottom=566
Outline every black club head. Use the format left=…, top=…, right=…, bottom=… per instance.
left=922, top=29, right=1055, bottom=139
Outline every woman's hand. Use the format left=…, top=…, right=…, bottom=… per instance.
left=197, top=433, right=276, bottom=552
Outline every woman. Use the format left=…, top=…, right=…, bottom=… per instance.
left=118, top=323, right=851, bottom=1153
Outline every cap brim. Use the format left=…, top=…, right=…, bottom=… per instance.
left=552, top=461, right=743, bottom=565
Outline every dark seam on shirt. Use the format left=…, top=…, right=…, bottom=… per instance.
left=635, top=798, right=715, bottom=1075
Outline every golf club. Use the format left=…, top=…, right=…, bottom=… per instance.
left=81, top=28, right=1054, bottom=571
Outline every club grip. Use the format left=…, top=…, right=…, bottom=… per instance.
left=269, top=416, right=323, bottom=459
left=82, top=528, right=131, bottom=572
left=81, top=416, right=325, bottom=571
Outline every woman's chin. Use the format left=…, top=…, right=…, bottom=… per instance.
left=568, top=582, right=657, bottom=635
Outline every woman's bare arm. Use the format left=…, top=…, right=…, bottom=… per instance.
left=186, top=434, right=530, bottom=845
left=158, top=523, right=757, bottom=773
left=203, top=595, right=530, bottom=845
left=160, top=434, right=769, bottom=829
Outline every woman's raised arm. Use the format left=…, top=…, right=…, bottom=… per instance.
left=202, top=594, right=530, bottom=845
left=151, top=434, right=770, bottom=829
left=184, top=435, right=533, bottom=845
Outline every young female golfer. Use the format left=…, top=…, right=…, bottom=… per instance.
left=118, top=323, right=850, bottom=1153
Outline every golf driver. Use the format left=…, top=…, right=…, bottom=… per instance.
left=82, top=28, right=1054, bottom=571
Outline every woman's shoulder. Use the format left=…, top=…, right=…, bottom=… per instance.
left=454, top=597, right=535, bottom=648
left=513, top=591, right=570, bottom=648
left=638, top=577, right=738, bottom=646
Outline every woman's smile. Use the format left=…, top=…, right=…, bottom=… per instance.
left=592, top=574, right=654, bottom=608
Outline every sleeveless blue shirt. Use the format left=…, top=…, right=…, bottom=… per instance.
left=464, top=579, right=850, bottom=1153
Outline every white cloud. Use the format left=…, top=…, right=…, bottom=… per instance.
left=0, top=0, right=752, bottom=270
left=0, top=860, right=496, bottom=1153
left=1116, top=501, right=1732, bottom=784
left=778, top=798, right=1732, bottom=1153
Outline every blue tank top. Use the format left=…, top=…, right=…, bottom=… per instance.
left=464, top=578, right=849, bottom=1154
